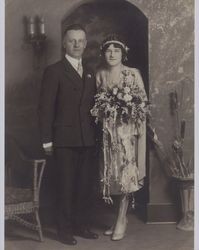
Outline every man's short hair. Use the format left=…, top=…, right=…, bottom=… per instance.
left=63, top=24, right=86, bottom=38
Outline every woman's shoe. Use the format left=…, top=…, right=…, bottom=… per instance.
left=103, top=226, right=114, bottom=236
left=111, top=218, right=128, bottom=241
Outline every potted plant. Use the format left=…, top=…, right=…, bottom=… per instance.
left=147, top=88, right=194, bottom=231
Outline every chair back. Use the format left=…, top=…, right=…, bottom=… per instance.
left=32, top=159, right=46, bottom=203
left=5, top=134, right=46, bottom=203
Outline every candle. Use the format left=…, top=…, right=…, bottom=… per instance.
left=39, top=17, right=45, bottom=35
left=28, top=16, right=35, bottom=38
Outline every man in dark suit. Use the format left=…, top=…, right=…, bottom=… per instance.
left=40, top=24, right=98, bottom=245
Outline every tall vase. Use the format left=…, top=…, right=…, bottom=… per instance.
left=173, top=177, right=194, bottom=231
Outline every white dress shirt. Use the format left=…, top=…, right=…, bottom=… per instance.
left=65, top=54, right=82, bottom=73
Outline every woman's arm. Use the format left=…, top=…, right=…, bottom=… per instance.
left=133, top=68, right=148, bottom=102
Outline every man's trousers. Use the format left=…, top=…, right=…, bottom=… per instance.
left=55, top=146, right=96, bottom=234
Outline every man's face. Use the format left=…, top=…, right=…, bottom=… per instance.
left=63, top=29, right=87, bottom=59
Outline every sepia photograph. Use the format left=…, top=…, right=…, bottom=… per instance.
left=3, top=0, right=196, bottom=249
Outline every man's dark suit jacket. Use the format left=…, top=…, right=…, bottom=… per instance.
left=40, top=58, right=96, bottom=147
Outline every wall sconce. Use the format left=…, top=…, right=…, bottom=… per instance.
left=25, top=16, right=47, bottom=68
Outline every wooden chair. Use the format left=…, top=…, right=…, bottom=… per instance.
left=5, top=137, right=46, bottom=241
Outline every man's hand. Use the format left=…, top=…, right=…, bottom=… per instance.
left=44, top=145, right=53, bottom=156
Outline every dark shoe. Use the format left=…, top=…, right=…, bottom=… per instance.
left=75, top=228, right=98, bottom=239
left=58, top=233, right=77, bottom=245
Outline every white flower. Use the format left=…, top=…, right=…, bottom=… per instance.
left=123, top=94, right=133, bottom=102
left=140, top=102, right=145, bottom=108
left=124, top=86, right=131, bottom=94
left=90, top=108, right=98, bottom=116
left=117, top=93, right=123, bottom=100
left=112, top=87, right=118, bottom=95
left=87, top=74, right=92, bottom=78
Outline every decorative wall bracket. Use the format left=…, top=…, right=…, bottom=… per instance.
left=24, top=16, right=47, bottom=69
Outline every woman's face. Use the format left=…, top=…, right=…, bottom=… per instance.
left=104, top=44, right=122, bottom=67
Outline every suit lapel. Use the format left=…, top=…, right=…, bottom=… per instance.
left=62, top=58, right=83, bottom=88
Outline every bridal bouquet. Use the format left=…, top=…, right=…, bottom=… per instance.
left=91, top=70, right=149, bottom=127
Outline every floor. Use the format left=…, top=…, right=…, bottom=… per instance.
left=5, top=204, right=194, bottom=250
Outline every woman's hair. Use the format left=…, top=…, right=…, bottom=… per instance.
left=100, top=34, right=129, bottom=62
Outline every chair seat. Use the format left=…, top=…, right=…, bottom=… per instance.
left=5, top=187, right=33, bottom=205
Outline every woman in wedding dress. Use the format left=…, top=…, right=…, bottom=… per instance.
left=92, top=34, right=148, bottom=240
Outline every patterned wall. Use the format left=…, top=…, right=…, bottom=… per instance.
left=5, top=0, right=194, bottom=214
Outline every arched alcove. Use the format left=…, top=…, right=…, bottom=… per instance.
left=62, top=0, right=149, bottom=94
left=62, top=0, right=149, bottom=219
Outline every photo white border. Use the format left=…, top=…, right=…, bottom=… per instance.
left=0, top=1, right=5, bottom=249
left=194, top=0, right=198, bottom=249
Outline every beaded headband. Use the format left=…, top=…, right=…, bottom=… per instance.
left=101, top=40, right=129, bottom=52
